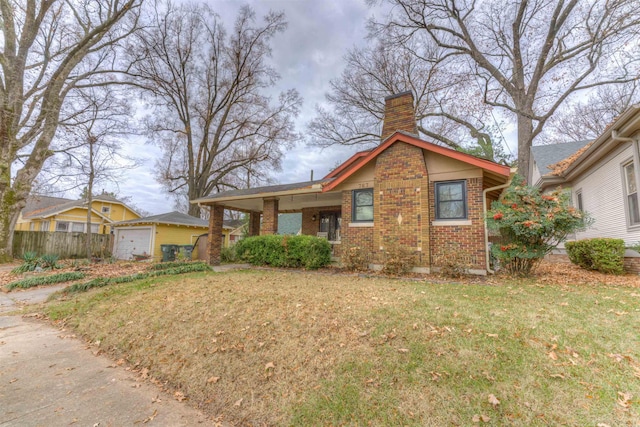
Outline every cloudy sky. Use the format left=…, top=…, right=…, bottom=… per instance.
left=117, top=0, right=379, bottom=214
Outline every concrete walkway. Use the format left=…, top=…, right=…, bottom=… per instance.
left=0, top=283, right=221, bottom=426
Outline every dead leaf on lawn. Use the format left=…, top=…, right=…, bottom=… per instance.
left=559, top=302, right=568, bottom=306
left=597, top=423, right=612, bottom=427
left=174, top=391, right=186, bottom=402
left=617, top=391, right=633, bottom=408
left=152, top=395, right=162, bottom=403
left=234, top=398, right=243, bottom=407
left=398, top=348, right=409, bottom=354
left=486, top=333, right=498, bottom=338
left=550, top=373, right=565, bottom=379
left=488, top=394, right=500, bottom=408
left=472, top=414, right=490, bottom=423
left=265, top=362, right=275, bottom=370
left=548, top=351, right=558, bottom=360
left=207, top=376, right=220, bottom=384
left=9, top=378, right=17, bottom=384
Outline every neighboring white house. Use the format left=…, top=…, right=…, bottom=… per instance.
left=535, top=105, right=640, bottom=272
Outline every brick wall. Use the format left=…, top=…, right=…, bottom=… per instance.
left=340, top=190, right=374, bottom=259
left=207, top=204, right=224, bottom=265
left=429, top=177, right=486, bottom=271
left=373, top=141, right=430, bottom=267
left=380, top=91, right=417, bottom=141
left=262, top=198, right=278, bottom=235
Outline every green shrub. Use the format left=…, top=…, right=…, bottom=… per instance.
left=39, top=254, right=60, bottom=270
left=565, top=238, right=625, bottom=274
left=11, top=251, right=39, bottom=273
left=487, top=175, right=591, bottom=276
left=6, top=272, right=86, bottom=290
left=235, top=235, right=331, bottom=269
left=381, top=241, right=416, bottom=276
left=63, top=262, right=212, bottom=294
left=341, top=246, right=369, bottom=272
left=220, top=246, right=237, bottom=263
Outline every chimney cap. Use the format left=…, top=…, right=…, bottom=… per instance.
left=384, top=90, right=414, bottom=102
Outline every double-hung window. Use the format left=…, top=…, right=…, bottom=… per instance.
left=352, top=188, right=373, bottom=222
left=624, top=161, right=640, bottom=226
left=435, top=180, right=467, bottom=220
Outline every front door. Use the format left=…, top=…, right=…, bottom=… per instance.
left=319, top=212, right=341, bottom=241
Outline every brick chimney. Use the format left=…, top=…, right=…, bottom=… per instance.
left=380, top=91, right=417, bottom=142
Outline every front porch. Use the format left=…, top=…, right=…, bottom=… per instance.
left=192, top=180, right=344, bottom=265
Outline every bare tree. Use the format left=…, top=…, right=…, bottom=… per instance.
left=0, top=0, right=141, bottom=260
left=42, top=87, right=138, bottom=258
left=373, top=0, right=640, bottom=179
left=126, top=2, right=301, bottom=218
left=545, top=82, right=640, bottom=144
left=309, top=32, right=510, bottom=162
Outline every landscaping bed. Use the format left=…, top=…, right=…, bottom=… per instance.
left=44, top=263, right=640, bottom=426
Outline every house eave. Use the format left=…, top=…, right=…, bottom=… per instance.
left=191, top=186, right=324, bottom=206
left=559, top=104, right=640, bottom=181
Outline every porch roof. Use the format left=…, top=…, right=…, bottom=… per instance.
left=191, top=179, right=342, bottom=213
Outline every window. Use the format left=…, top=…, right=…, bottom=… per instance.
left=55, top=221, right=69, bottom=232
left=72, top=222, right=85, bottom=232
left=352, top=188, right=373, bottom=222
left=40, top=221, right=50, bottom=232
left=576, top=190, right=583, bottom=211
left=90, top=224, right=99, bottom=234
left=435, top=180, right=467, bottom=220
left=624, top=161, right=640, bottom=225
left=29, top=222, right=35, bottom=231
left=101, top=206, right=111, bottom=214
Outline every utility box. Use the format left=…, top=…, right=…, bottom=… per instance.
left=160, top=244, right=179, bottom=262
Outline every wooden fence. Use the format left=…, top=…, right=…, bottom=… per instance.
left=12, top=231, right=113, bottom=259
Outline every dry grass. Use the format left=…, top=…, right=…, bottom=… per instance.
left=45, top=264, right=640, bottom=426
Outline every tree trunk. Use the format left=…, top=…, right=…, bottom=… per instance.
left=86, top=139, right=95, bottom=260
left=517, top=113, right=534, bottom=183
left=188, top=201, right=202, bottom=218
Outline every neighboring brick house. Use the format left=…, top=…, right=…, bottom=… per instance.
left=193, top=92, right=511, bottom=273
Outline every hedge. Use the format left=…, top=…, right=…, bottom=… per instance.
left=6, top=272, right=87, bottom=290
left=565, top=238, right=625, bottom=275
left=234, top=235, right=331, bottom=269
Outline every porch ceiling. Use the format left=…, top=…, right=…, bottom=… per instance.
left=197, top=190, right=342, bottom=213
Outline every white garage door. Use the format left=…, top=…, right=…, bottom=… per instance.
left=114, top=227, right=152, bottom=260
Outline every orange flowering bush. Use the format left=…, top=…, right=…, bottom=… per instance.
left=487, top=175, right=590, bottom=275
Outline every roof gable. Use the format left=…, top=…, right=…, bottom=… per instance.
left=322, top=131, right=510, bottom=192
left=113, top=211, right=209, bottom=228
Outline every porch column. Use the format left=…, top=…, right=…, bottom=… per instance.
left=208, top=204, right=224, bottom=265
left=261, top=198, right=279, bottom=235
left=248, top=211, right=261, bottom=236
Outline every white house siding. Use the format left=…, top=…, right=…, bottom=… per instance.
left=570, top=142, right=640, bottom=246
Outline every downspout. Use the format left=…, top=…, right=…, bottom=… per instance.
left=483, top=181, right=511, bottom=274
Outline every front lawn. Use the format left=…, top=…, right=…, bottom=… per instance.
left=45, top=267, right=640, bottom=426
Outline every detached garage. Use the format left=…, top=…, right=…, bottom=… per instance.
left=112, top=211, right=209, bottom=261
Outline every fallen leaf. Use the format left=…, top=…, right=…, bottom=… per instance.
left=398, top=348, right=409, bottom=353
left=488, top=394, right=500, bottom=408
left=174, top=391, right=186, bottom=402
left=550, top=373, right=565, bottom=379
left=152, top=395, right=162, bottom=403
left=472, top=414, right=480, bottom=423
left=207, top=376, right=220, bottom=384
left=265, top=362, right=275, bottom=370
left=486, top=333, right=498, bottom=338
left=234, top=398, right=243, bottom=407
left=617, top=391, right=632, bottom=408
left=597, top=423, right=611, bottom=427
left=9, top=378, right=17, bottom=384
left=548, top=351, right=558, bottom=360
left=481, top=414, right=490, bottom=422
left=142, top=409, right=157, bottom=424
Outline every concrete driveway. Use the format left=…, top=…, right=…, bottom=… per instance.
left=0, top=284, right=220, bottom=426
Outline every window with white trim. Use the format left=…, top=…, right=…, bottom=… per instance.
left=71, top=222, right=85, bottom=232
left=101, top=206, right=111, bottom=214
left=435, top=180, right=467, bottom=220
left=624, top=161, right=640, bottom=225
left=90, top=224, right=99, bottom=233
left=352, top=188, right=373, bottom=222
left=55, top=221, right=69, bottom=232
left=40, top=221, right=50, bottom=232
left=575, top=190, right=583, bottom=212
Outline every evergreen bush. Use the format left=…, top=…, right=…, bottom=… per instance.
left=565, top=238, right=625, bottom=274
left=235, top=235, right=331, bottom=269
left=487, top=176, right=590, bottom=276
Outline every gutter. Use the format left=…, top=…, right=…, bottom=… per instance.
left=483, top=177, right=513, bottom=274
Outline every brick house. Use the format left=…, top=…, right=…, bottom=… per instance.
left=193, top=92, right=511, bottom=274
